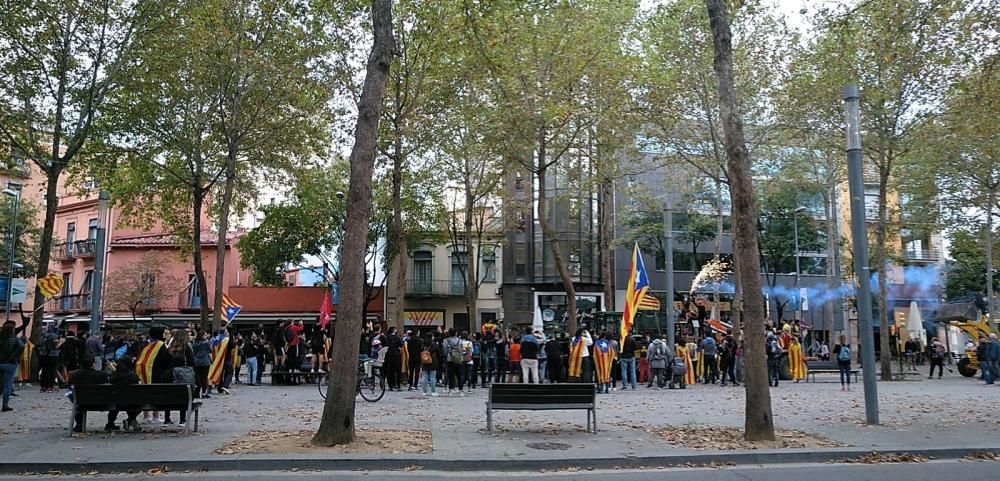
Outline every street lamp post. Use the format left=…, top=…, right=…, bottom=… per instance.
left=89, top=191, right=110, bottom=336
left=3, top=184, right=21, bottom=323
left=662, top=200, right=675, bottom=348
left=793, top=206, right=806, bottom=321
left=843, top=85, right=879, bottom=425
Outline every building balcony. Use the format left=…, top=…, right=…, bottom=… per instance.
left=406, top=279, right=465, bottom=297
left=178, top=291, right=202, bottom=311
left=54, top=293, right=92, bottom=313
left=903, top=248, right=941, bottom=263
left=52, top=239, right=97, bottom=261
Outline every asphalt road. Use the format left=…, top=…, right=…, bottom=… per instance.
left=10, top=461, right=998, bottom=481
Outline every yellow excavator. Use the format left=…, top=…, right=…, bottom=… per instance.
left=951, top=319, right=997, bottom=377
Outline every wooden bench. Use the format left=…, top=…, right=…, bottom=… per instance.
left=487, top=383, right=597, bottom=434
left=70, top=384, right=202, bottom=435
left=806, top=360, right=859, bottom=383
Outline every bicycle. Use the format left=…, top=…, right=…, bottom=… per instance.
left=318, top=358, right=386, bottom=402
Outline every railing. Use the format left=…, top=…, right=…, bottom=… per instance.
left=407, top=279, right=465, bottom=297
left=178, top=291, right=201, bottom=311
left=52, top=239, right=97, bottom=260
left=903, top=249, right=941, bottom=262
left=54, top=293, right=92, bottom=313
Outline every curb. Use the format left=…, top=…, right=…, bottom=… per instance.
left=4, top=447, right=999, bottom=474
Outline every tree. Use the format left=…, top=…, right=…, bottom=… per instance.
left=931, top=64, right=1000, bottom=320
left=0, top=0, right=165, bottom=343
left=0, top=196, right=43, bottom=280
left=804, top=0, right=967, bottom=381
left=104, top=252, right=180, bottom=323
left=757, top=181, right=823, bottom=323
left=678, top=211, right=717, bottom=271
left=313, top=0, right=395, bottom=447
left=703, top=0, right=774, bottom=442
left=460, top=0, right=637, bottom=333
left=945, top=229, right=1000, bottom=301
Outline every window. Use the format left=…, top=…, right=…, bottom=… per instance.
left=481, top=253, right=496, bottom=283
left=864, top=185, right=880, bottom=219
left=412, top=251, right=432, bottom=291
left=515, top=292, right=532, bottom=312
left=66, top=222, right=76, bottom=243
left=187, top=274, right=200, bottom=308
left=141, top=273, right=156, bottom=305
left=514, top=243, right=527, bottom=278
left=80, top=270, right=93, bottom=295
left=61, top=273, right=72, bottom=296
left=451, top=252, right=466, bottom=294
left=88, top=218, right=98, bottom=239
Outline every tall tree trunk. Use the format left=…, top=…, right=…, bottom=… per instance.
left=212, top=160, right=236, bottom=332
left=714, top=173, right=723, bottom=316
left=536, top=163, right=578, bottom=334
left=390, top=128, right=406, bottom=334
left=313, top=0, right=395, bottom=447
left=704, top=0, right=774, bottom=442
left=876, top=166, right=892, bottom=381
left=986, top=192, right=995, bottom=325
left=30, top=168, right=61, bottom=344
left=463, top=189, right=478, bottom=329
left=192, top=189, right=211, bottom=331
left=601, top=178, right=614, bottom=311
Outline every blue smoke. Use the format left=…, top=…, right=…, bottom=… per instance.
left=763, top=265, right=941, bottom=310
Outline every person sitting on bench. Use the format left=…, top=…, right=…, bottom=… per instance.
left=108, top=357, right=143, bottom=432
left=69, top=357, right=111, bottom=432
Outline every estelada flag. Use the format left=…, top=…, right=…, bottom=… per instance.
left=318, top=291, right=332, bottom=329
left=621, top=243, right=650, bottom=346
left=37, top=273, right=63, bottom=299
left=568, top=335, right=586, bottom=378
left=221, top=293, right=242, bottom=325
left=208, top=336, right=230, bottom=385
left=593, top=339, right=614, bottom=384
left=135, top=340, right=165, bottom=384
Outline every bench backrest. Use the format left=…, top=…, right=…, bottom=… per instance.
left=73, top=384, right=193, bottom=410
left=489, top=383, right=596, bottom=406
left=806, top=361, right=839, bottom=370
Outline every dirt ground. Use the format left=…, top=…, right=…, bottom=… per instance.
left=215, top=429, right=432, bottom=455
left=648, top=425, right=847, bottom=451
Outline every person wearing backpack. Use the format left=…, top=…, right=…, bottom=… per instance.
left=833, top=335, right=852, bottom=391
left=443, top=329, right=464, bottom=395
left=419, top=333, right=440, bottom=396
left=928, top=337, right=946, bottom=379
left=766, top=332, right=782, bottom=387
left=646, top=338, right=670, bottom=389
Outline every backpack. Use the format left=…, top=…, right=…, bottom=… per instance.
left=420, top=348, right=433, bottom=365
left=672, top=356, right=687, bottom=374
left=447, top=339, right=463, bottom=364
left=471, top=341, right=481, bottom=358
left=837, top=345, right=851, bottom=362
left=0, top=337, right=19, bottom=363
left=283, top=328, right=295, bottom=343
left=650, top=343, right=665, bottom=361
left=931, top=344, right=945, bottom=360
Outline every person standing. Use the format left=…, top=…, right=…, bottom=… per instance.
left=420, top=333, right=440, bottom=396
left=928, top=337, right=946, bottom=379
left=443, top=329, right=464, bottom=395
left=243, top=334, right=261, bottom=387
left=0, top=321, right=25, bottom=412
left=592, top=334, right=614, bottom=393
left=646, top=337, right=669, bottom=389
left=520, top=332, right=540, bottom=384
left=495, top=333, right=508, bottom=384
left=481, top=330, right=497, bottom=386
left=987, top=334, right=1000, bottom=386
left=720, top=334, right=739, bottom=387
left=85, top=331, right=104, bottom=371
left=469, top=333, right=482, bottom=389
left=508, top=336, right=522, bottom=383
left=788, top=336, right=806, bottom=383
left=461, top=332, right=475, bottom=390
left=384, top=327, right=403, bottom=391
left=16, top=334, right=32, bottom=390
left=701, top=334, right=719, bottom=384
left=766, top=333, right=782, bottom=387
left=567, top=329, right=593, bottom=383
left=544, top=334, right=562, bottom=383
left=192, top=331, right=213, bottom=397
left=619, top=335, right=638, bottom=390
left=406, top=332, right=423, bottom=391
left=833, top=335, right=852, bottom=391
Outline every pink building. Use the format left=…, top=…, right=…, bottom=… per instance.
left=45, top=187, right=251, bottom=329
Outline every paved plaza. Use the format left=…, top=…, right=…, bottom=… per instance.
left=1, top=369, right=998, bottom=472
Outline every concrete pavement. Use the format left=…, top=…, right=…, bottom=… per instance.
left=1, top=370, right=998, bottom=474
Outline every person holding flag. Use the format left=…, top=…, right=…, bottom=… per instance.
left=567, top=328, right=593, bottom=382
left=676, top=338, right=696, bottom=386
left=592, top=333, right=614, bottom=393
left=208, top=329, right=232, bottom=395
left=16, top=334, right=32, bottom=389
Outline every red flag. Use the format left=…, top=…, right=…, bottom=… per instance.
left=319, top=291, right=333, bottom=329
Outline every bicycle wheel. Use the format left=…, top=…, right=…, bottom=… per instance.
left=358, top=374, right=386, bottom=402
left=318, top=373, right=329, bottom=399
